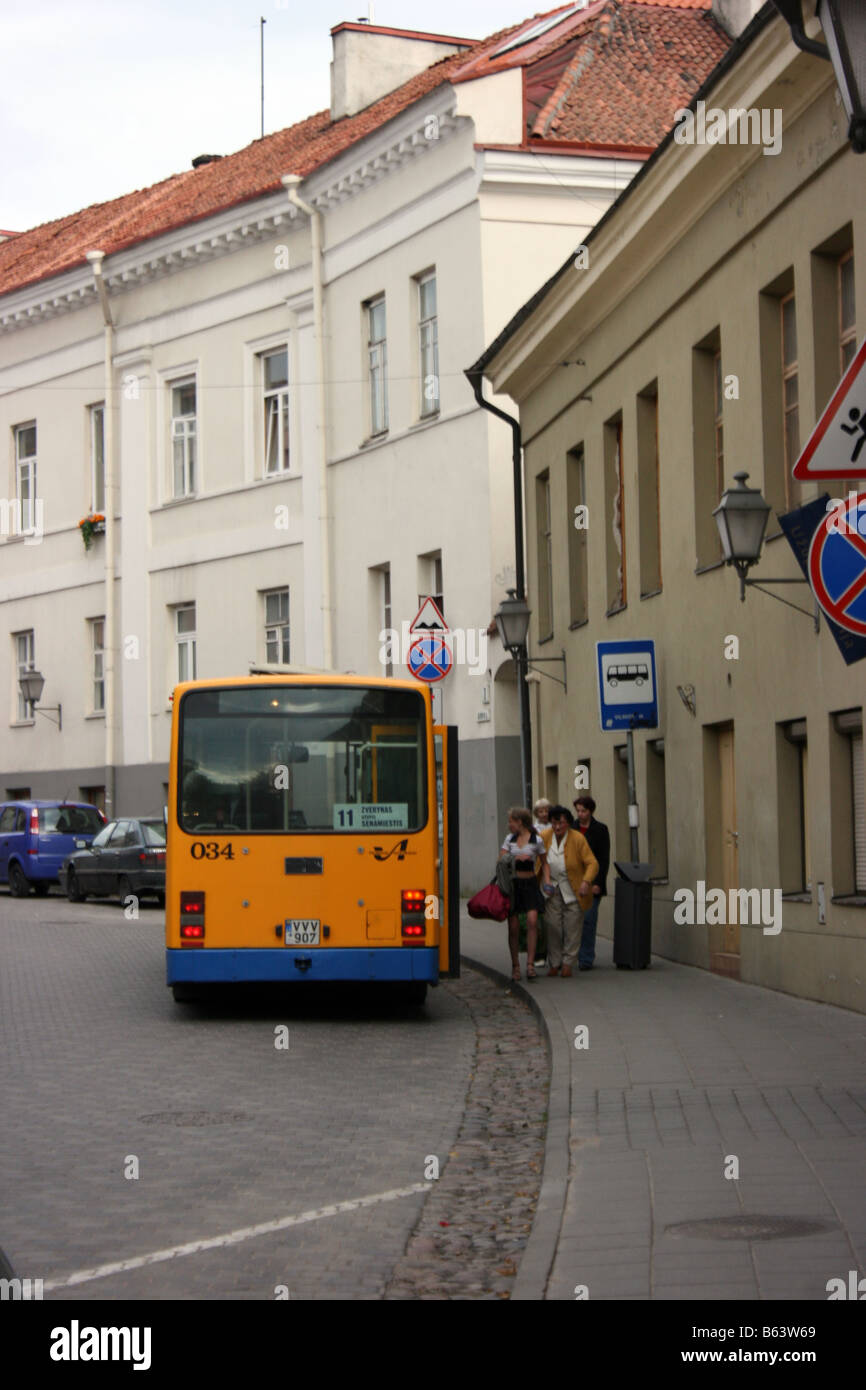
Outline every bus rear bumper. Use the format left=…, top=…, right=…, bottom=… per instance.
left=166, top=947, right=440, bottom=985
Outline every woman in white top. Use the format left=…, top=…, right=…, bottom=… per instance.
left=499, top=806, right=552, bottom=982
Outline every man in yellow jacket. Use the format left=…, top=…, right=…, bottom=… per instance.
left=539, top=805, right=599, bottom=977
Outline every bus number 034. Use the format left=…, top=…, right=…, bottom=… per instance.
left=190, top=842, right=235, bottom=860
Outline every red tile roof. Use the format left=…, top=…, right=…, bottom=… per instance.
left=529, top=1, right=730, bottom=148
left=0, top=2, right=730, bottom=301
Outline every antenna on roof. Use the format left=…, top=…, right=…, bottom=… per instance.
left=260, top=16, right=266, bottom=140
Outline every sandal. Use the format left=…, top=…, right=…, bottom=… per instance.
left=511, top=966, right=521, bottom=982
left=526, top=966, right=537, bottom=981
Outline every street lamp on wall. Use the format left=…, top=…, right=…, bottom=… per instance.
left=18, top=669, right=62, bottom=729
left=772, top=0, right=866, bottom=152
left=713, top=472, right=819, bottom=628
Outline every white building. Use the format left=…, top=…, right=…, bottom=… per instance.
left=0, top=5, right=735, bottom=887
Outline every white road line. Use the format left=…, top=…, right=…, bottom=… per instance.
left=42, top=1183, right=428, bottom=1291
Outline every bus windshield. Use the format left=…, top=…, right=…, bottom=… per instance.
left=178, top=684, right=427, bottom=834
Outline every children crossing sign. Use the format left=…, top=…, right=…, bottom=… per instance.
left=793, top=339, right=866, bottom=480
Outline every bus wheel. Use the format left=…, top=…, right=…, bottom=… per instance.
left=8, top=863, right=30, bottom=897
left=403, top=982, right=428, bottom=1005
left=172, top=984, right=201, bottom=1003
left=66, top=870, right=86, bottom=903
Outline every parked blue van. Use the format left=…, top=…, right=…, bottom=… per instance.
left=0, top=801, right=106, bottom=896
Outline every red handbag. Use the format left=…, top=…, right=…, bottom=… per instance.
left=467, top=880, right=510, bottom=922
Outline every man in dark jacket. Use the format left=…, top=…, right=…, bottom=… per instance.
left=573, top=796, right=610, bottom=970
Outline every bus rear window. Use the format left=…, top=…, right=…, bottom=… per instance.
left=178, top=685, right=427, bottom=834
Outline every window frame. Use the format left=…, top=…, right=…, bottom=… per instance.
left=416, top=271, right=439, bottom=419
left=263, top=588, right=291, bottom=666
left=366, top=296, right=388, bottom=438
left=262, top=347, right=290, bottom=476
left=14, top=629, right=35, bottom=722
left=89, top=403, right=106, bottom=513
left=170, top=378, right=197, bottom=499
left=14, top=423, right=37, bottom=534
left=174, top=605, right=197, bottom=684
left=839, top=249, right=856, bottom=376
left=89, top=617, right=105, bottom=714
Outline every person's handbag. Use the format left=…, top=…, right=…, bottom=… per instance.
left=467, top=880, right=511, bottom=922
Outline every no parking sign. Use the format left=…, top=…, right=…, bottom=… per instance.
left=780, top=494, right=866, bottom=665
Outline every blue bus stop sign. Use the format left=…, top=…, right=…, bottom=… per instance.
left=596, top=640, right=658, bottom=730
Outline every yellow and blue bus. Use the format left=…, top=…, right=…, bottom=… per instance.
left=165, top=674, right=459, bottom=1003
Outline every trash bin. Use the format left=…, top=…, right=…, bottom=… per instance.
left=613, top=861, right=653, bottom=969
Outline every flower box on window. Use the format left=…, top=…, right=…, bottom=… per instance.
left=78, top=514, right=106, bottom=550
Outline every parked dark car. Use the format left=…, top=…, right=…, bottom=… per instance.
left=0, top=800, right=105, bottom=896
left=60, top=817, right=166, bottom=906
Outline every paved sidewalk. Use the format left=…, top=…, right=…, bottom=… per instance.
left=461, top=910, right=866, bottom=1301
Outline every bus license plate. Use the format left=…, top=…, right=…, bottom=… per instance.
left=284, top=919, right=320, bottom=946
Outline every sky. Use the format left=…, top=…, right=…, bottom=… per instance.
left=1, top=0, right=546, bottom=234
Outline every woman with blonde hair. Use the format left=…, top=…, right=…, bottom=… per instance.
left=499, top=806, right=551, bottom=981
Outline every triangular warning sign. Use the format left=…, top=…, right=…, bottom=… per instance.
left=410, top=596, right=447, bottom=631
left=794, top=338, right=866, bottom=480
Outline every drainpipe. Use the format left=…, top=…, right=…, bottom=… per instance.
left=85, top=251, right=116, bottom=821
left=465, top=366, right=532, bottom=806
left=281, top=175, right=333, bottom=669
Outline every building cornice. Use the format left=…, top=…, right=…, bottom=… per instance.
left=477, top=147, right=644, bottom=199
left=0, top=88, right=464, bottom=336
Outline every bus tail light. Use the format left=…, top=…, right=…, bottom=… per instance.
left=180, top=891, right=205, bottom=940
left=401, top=889, right=426, bottom=938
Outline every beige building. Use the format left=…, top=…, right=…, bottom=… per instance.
left=0, top=6, right=733, bottom=890
left=476, top=5, right=866, bottom=1009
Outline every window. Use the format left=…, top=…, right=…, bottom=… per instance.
left=781, top=293, right=799, bottom=506
left=264, top=589, right=290, bottom=665
left=637, top=383, right=661, bottom=596
left=418, top=551, right=444, bottom=621
left=759, top=270, right=798, bottom=518
left=692, top=330, right=723, bottom=569
left=829, top=709, right=865, bottom=898
left=175, top=606, right=196, bottom=683
left=171, top=380, right=196, bottom=497
left=5, top=787, right=30, bottom=801
left=382, top=566, right=392, bottom=677
left=567, top=446, right=588, bottom=626
left=89, top=404, right=105, bottom=513
left=417, top=272, right=439, bottom=417
left=89, top=618, right=105, bottom=713
left=839, top=250, right=856, bottom=375
left=15, top=423, right=37, bottom=534
left=262, top=348, right=290, bottom=474
left=536, top=472, right=553, bottom=638
left=14, top=630, right=35, bottom=721
left=604, top=415, right=626, bottom=612
left=777, top=720, right=809, bottom=895
left=544, top=764, right=559, bottom=805
left=366, top=297, right=388, bottom=436
left=646, top=739, right=668, bottom=880
left=812, top=228, right=854, bottom=413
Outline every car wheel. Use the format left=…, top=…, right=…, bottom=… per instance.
left=8, top=863, right=30, bottom=897
left=66, top=869, right=86, bottom=903
left=32, top=882, right=50, bottom=897
left=118, top=875, right=134, bottom=909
